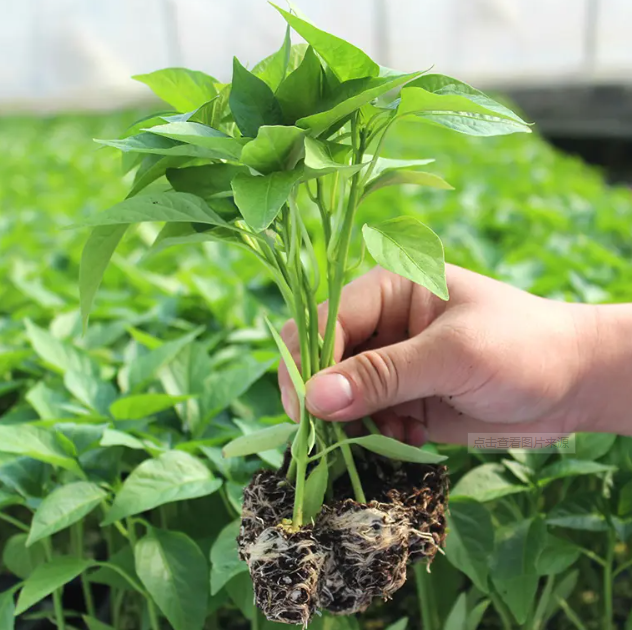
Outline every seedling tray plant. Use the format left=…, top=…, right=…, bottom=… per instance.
left=78, top=3, right=531, bottom=625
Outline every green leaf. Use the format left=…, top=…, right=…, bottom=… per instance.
left=272, top=5, right=379, bottom=82
left=574, top=432, right=617, bottom=460
left=2, top=534, right=46, bottom=579
left=303, top=137, right=362, bottom=177
left=490, top=517, right=546, bottom=624
left=144, top=122, right=247, bottom=161
left=444, top=593, right=467, bottom=630
left=63, top=371, right=117, bottom=416
left=0, top=457, right=48, bottom=499
left=265, top=317, right=305, bottom=403
left=198, top=355, right=276, bottom=431
left=0, top=590, right=15, bottom=630
left=166, top=163, right=247, bottom=208
left=398, top=83, right=531, bottom=137
left=102, top=451, right=222, bottom=525
left=83, top=616, right=116, bottom=630
left=362, top=217, right=448, bottom=300
left=0, top=425, right=79, bottom=472
left=100, top=428, right=149, bottom=451
left=75, top=193, right=227, bottom=229
left=408, top=74, right=528, bottom=123
left=26, top=382, right=69, bottom=419
left=27, top=482, right=107, bottom=546
left=546, top=495, right=609, bottom=531
left=133, top=68, right=218, bottom=112
left=452, top=463, right=529, bottom=503
left=232, top=169, right=301, bottom=232
left=0, top=488, right=23, bottom=510
left=25, top=319, right=99, bottom=377
left=537, top=459, right=615, bottom=486
left=276, top=46, right=323, bottom=124
left=384, top=619, right=408, bottom=630
left=364, top=169, right=453, bottom=198
left=444, top=498, right=494, bottom=593
left=240, top=126, right=305, bottom=174
left=233, top=419, right=286, bottom=468
left=80, top=225, right=128, bottom=330
left=618, top=480, right=632, bottom=517
left=88, top=546, right=140, bottom=592
left=15, top=557, right=93, bottom=614
left=253, top=26, right=291, bottom=91
left=343, top=435, right=447, bottom=464
left=135, top=528, right=208, bottom=630
left=229, top=57, right=283, bottom=138
left=467, top=600, right=491, bottom=630
left=210, top=520, right=248, bottom=595
left=222, top=423, right=298, bottom=458
left=298, top=73, right=418, bottom=137
left=128, top=155, right=192, bottom=198
left=303, top=454, right=328, bottom=522
left=96, top=133, right=234, bottom=160
left=535, top=534, right=580, bottom=576
left=110, top=394, right=193, bottom=421
left=128, top=328, right=203, bottom=392
left=365, top=156, right=435, bottom=179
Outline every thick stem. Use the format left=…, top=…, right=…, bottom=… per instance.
left=44, top=540, right=66, bottom=630
left=0, top=512, right=29, bottom=532
left=333, top=424, right=366, bottom=503
left=604, top=529, right=615, bottom=630
left=72, top=521, right=96, bottom=618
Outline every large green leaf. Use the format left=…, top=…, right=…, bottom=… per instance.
left=240, top=126, right=305, bottom=174
left=15, top=557, right=93, bottom=614
left=229, top=57, right=283, bottom=138
left=27, top=482, right=107, bottom=546
left=210, top=520, right=248, bottom=595
left=222, top=423, right=298, bottom=458
left=0, top=457, right=48, bottom=499
left=102, top=451, right=222, bottom=525
left=276, top=46, right=323, bottom=124
left=96, top=133, right=232, bottom=159
left=135, top=528, right=208, bottom=630
left=273, top=5, right=379, bottom=82
left=298, top=73, right=418, bottom=136
left=231, top=169, right=301, bottom=232
left=342, top=434, right=447, bottom=464
left=144, top=122, right=246, bottom=161
left=574, top=432, right=617, bottom=460
left=0, top=425, right=79, bottom=472
left=303, top=137, right=362, bottom=177
left=490, top=518, right=546, bottom=624
left=25, top=319, right=99, bottom=377
left=546, top=495, right=609, bottom=531
left=2, top=534, right=46, bottom=579
left=362, top=217, right=448, bottom=300
left=303, top=454, right=328, bottom=522
left=536, top=459, right=615, bottom=487
left=166, top=163, right=247, bottom=207
left=133, top=68, right=218, bottom=112
left=75, top=193, right=227, bottom=229
left=253, top=26, right=291, bottom=91
left=444, top=498, right=494, bottom=593
left=535, top=533, right=580, bottom=576
left=452, top=463, right=529, bottom=503
left=0, top=590, right=14, bottom=630
left=110, top=394, right=193, bottom=421
left=80, top=225, right=128, bottom=330
left=63, top=371, right=117, bottom=416
left=398, top=83, right=531, bottom=136
left=363, top=169, right=453, bottom=198
left=128, top=155, right=192, bottom=198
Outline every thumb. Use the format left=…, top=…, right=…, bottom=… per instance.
left=305, top=328, right=452, bottom=422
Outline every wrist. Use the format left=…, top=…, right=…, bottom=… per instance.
left=572, top=303, right=632, bottom=435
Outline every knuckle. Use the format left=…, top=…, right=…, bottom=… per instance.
left=352, top=349, right=401, bottom=408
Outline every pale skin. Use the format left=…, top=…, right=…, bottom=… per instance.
left=279, top=265, right=632, bottom=445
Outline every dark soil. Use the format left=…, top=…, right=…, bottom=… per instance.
left=237, top=451, right=449, bottom=626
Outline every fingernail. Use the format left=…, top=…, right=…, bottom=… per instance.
left=306, top=373, right=354, bottom=416
left=281, top=386, right=299, bottom=422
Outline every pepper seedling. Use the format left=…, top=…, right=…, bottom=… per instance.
left=78, top=4, right=531, bottom=625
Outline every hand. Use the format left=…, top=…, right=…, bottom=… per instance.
left=279, top=265, right=629, bottom=445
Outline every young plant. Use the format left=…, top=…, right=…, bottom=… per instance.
left=78, top=4, right=531, bottom=625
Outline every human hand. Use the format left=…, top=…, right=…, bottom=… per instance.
left=278, top=265, right=622, bottom=445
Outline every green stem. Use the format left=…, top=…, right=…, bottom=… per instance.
left=72, top=521, right=96, bottom=618
left=613, top=555, right=632, bottom=578
left=414, top=563, right=437, bottom=630
left=251, top=607, right=260, bottom=630
left=577, top=546, right=606, bottom=567
left=334, top=424, right=366, bottom=503
left=556, top=597, right=589, bottom=630
left=43, top=539, right=66, bottom=630
left=531, top=574, right=555, bottom=630
left=148, top=599, right=161, bottom=630
left=0, top=512, right=29, bottom=532
left=604, top=529, right=615, bottom=630
left=113, top=590, right=125, bottom=629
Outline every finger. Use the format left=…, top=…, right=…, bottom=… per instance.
left=372, top=412, right=406, bottom=442
left=305, top=323, right=464, bottom=422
